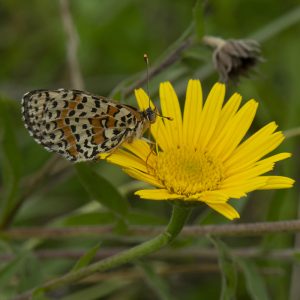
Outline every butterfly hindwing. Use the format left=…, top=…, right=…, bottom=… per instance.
left=22, top=89, right=145, bottom=161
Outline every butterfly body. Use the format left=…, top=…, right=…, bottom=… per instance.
left=21, top=89, right=155, bottom=162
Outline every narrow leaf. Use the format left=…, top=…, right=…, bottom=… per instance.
left=72, top=243, right=101, bottom=272
left=237, top=258, right=270, bottom=300
left=193, top=0, right=205, bottom=39
left=75, top=163, right=128, bottom=217
left=210, top=237, right=237, bottom=300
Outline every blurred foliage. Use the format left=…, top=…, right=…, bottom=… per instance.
left=0, top=0, right=300, bottom=299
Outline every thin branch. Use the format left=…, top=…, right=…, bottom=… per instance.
left=123, top=37, right=193, bottom=97
left=82, top=264, right=222, bottom=282
left=80, top=264, right=281, bottom=283
left=59, top=0, right=84, bottom=90
left=4, top=219, right=300, bottom=239
left=1, top=247, right=298, bottom=262
left=1, top=225, right=115, bottom=239
left=182, top=219, right=300, bottom=237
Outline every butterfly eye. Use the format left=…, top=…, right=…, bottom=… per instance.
left=144, top=107, right=156, bottom=124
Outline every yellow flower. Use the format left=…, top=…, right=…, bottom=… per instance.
left=100, top=80, right=294, bottom=220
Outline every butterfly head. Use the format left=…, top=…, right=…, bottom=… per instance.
left=143, top=107, right=157, bottom=124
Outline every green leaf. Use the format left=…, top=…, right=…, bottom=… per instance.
left=210, top=237, right=237, bottom=300
left=75, top=163, right=128, bottom=217
left=237, top=258, right=270, bottom=300
left=193, top=0, right=205, bottom=40
left=137, top=261, right=172, bottom=300
left=72, top=243, right=101, bottom=272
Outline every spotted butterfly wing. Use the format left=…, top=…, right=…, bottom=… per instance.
left=21, top=89, right=152, bottom=162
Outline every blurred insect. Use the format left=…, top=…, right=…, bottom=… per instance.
left=21, top=88, right=158, bottom=162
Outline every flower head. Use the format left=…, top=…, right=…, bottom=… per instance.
left=100, top=80, right=294, bottom=220
left=203, top=36, right=262, bottom=82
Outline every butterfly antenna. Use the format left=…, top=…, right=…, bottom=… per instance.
left=143, top=53, right=151, bottom=109
left=143, top=54, right=173, bottom=121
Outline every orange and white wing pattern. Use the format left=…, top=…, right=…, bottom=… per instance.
left=21, top=89, right=153, bottom=162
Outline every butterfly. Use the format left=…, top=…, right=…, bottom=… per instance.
left=21, top=89, right=157, bottom=162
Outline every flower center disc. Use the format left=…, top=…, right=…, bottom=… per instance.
left=155, top=147, right=224, bottom=196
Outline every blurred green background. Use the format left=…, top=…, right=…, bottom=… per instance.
left=1, top=0, right=300, bottom=299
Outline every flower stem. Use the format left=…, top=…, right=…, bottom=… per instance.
left=202, top=36, right=226, bottom=48
left=14, top=205, right=192, bottom=300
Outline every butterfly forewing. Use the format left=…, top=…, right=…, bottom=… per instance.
left=21, top=89, right=147, bottom=162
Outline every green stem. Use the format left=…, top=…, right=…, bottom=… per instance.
left=251, top=5, right=300, bottom=42
left=14, top=205, right=192, bottom=300
left=284, top=127, right=300, bottom=139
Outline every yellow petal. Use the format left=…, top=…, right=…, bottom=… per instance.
left=216, top=188, right=247, bottom=199
left=123, top=139, right=156, bottom=167
left=225, top=153, right=291, bottom=180
left=99, top=153, right=110, bottom=160
left=225, top=122, right=278, bottom=169
left=258, top=176, right=295, bottom=189
left=105, top=149, right=148, bottom=172
left=135, top=88, right=156, bottom=111
left=212, top=100, right=258, bottom=160
left=224, top=162, right=275, bottom=182
left=159, top=82, right=183, bottom=146
left=206, top=202, right=240, bottom=220
left=134, top=88, right=170, bottom=150
left=211, top=92, right=242, bottom=139
left=224, top=153, right=291, bottom=181
left=124, top=169, right=164, bottom=188
left=195, top=82, right=225, bottom=149
left=150, top=118, right=172, bottom=151
left=225, top=131, right=285, bottom=174
left=207, top=93, right=242, bottom=152
left=183, top=80, right=203, bottom=146
left=135, top=189, right=185, bottom=200
left=190, top=191, right=229, bottom=203
left=255, top=152, right=291, bottom=165
left=221, top=177, right=268, bottom=193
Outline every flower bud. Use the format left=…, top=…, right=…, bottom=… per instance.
left=203, top=36, right=262, bottom=82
